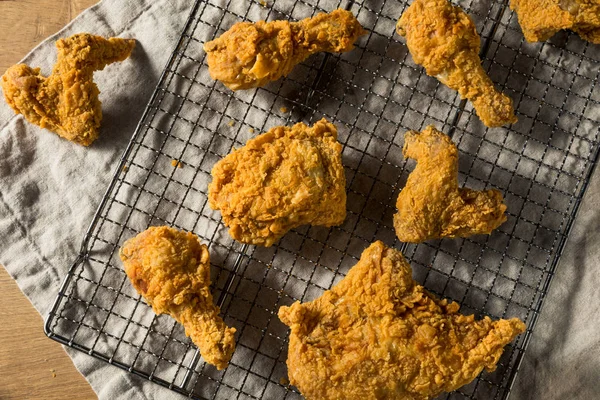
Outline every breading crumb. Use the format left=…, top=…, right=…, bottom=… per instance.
left=280, top=106, right=288, bottom=113
left=228, top=120, right=235, bottom=127
left=171, top=160, right=183, bottom=169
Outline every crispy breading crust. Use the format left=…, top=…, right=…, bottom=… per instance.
left=1, top=33, right=135, bottom=146
left=119, top=226, right=236, bottom=370
left=209, top=119, right=346, bottom=246
left=394, top=126, right=507, bottom=242
left=509, top=0, right=600, bottom=43
left=279, top=241, right=525, bottom=400
left=397, top=0, right=517, bottom=127
left=204, top=9, right=366, bottom=90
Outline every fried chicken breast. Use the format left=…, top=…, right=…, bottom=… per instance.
left=510, top=0, right=600, bottom=43
left=209, top=119, right=346, bottom=246
left=397, top=0, right=517, bottom=127
left=394, top=126, right=507, bottom=243
left=278, top=241, right=526, bottom=400
left=204, top=9, right=366, bottom=90
left=119, top=226, right=236, bottom=370
left=1, top=33, right=135, bottom=146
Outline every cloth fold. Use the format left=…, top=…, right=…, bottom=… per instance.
left=0, top=0, right=598, bottom=399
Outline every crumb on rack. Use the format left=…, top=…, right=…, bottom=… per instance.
left=259, top=0, right=267, bottom=6
left=228, top=120, right=235, bottom=127
left=248, top=128, right=255, bottom=134
left=122, top=165, right=128, bottom=172
left=280, top=106, right=288, bottom=113
left=280, top=377, right=289, bottom=385
left=171, top=160, right=183, bottom=169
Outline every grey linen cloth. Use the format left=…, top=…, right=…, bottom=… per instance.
left=0, top=0, right=192, bottom=399
left=0, top=0, right=598, bottom=399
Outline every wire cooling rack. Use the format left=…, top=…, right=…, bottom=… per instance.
left=45, top=0, right=600, bottom=398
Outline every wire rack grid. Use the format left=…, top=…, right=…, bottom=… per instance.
left=45, top=0, right=600, bottom=399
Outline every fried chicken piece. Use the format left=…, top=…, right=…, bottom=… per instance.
left=1, top=33, right=135, bottom=146
left=209, top=119, right=346, bottom=247
left=204, top=9, right=366, bottom=90
left=278, top=241, right=526, bottom=400
left=394, top=126, right=507, bottom=243
left=119, top=226, right=236, bottom=370
left=510, top=0, right=600, bottom=43
left=397, top=0, right=517, bottom=127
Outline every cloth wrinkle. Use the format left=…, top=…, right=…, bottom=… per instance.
left=0, top=190, right=62, bottom=286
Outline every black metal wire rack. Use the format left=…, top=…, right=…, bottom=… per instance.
left=45, top=0, right=600, bottom=398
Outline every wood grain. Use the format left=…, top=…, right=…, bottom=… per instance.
left=0, top=268, right=97, bottom=400
left=0, top=1, right=98, bottom=399
left=0, top=0, right=98, bottom=73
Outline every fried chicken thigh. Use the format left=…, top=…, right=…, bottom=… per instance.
left=278, top=241, right=526, bottom=400
left=510, top=0, right=600, bottom=43
left=204, top=9, right=365, bottom=90
left=397, top=0, right=517, bottom=127
left=1, top=33, right=135, bottom=146
left=119, top=226, right=235, bottom=370
left=394, top=126, right=507, bottom=242
left=209, top=119, right=346, bottom=246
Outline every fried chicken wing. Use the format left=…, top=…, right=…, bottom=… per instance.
left=119, top=226, right=236, bottom=370
left=397, top=0, right=517, bottom=127
left=1, top=33, right=135, bottom=146
left=209, top=119, right=346, bottom=247
left=394, top=126, right=507, bottom=242
left=510, top=0, right=600, bottom=43
left=204, top=9, right=366, bottom=90
left=278, top=241, right=525, bottom=400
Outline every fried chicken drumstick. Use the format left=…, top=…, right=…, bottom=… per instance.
left=397, top=0, right=517, bottom=127
left=119, top=226, right=236, bottom=370
left=204, top=9, right=366, bottom=90
left=510, top=0, right=600, bottom=43
left=394, top=126, right=507, bottom=242
left=278, top=241, right=526, bottom=400
left=209, top=119, right=346, bottom=246
left=1, top=33, right=135, bottom=146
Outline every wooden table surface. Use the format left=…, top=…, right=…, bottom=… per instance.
left=0, top=1, right=99, bottom=399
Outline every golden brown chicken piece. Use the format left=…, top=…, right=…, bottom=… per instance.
left=394, top=126, right=507, bottom=242
left=209, top=119, right=346, bottom=247
left=203, top=9, right=366, bottom=90
left=278, top=241, right=526, bottom=400
left=510, top=0, right=600, bottom=43
left=397, top=0, right=517, bottom=127
left=1, top=33, right=135, bottom=146
left=119, top=226, right=236, bottom=370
